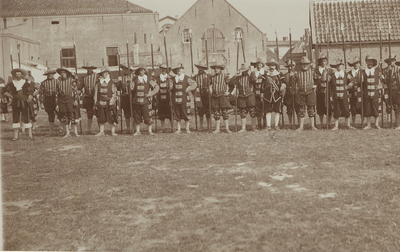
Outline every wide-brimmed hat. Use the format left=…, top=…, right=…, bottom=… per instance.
left=395, top=61, right=400, bottom=67
left=98, top=66, right=111, bottom=75
left=194, top=61, right=207, bottom=70
left=135, top=64, right=147, bottom=75
left=11, top=68, right=27, bottom=78
left=317, top=54, right=328, bottom=61
left=250, top=58, right=265, bottom=67
left=330, top=59, right=344, bottom=68
left=56, top=67, right=72, bottom=76
left=284, top=59, right=296, bottom=68
left=384, top=55, right=397, bottom=64
left=365, top=55, right=378, bottom=66
left=238, top=64, right=251, bottom=74
left=43, top=69, right=57, bottom=75
left=265, top=58, right=279, bottom=68
left=82, top=62, right=97, bottom=69
left=172, top=63, right=185, bottom=74
left=300, top=56, right=311, bottom=64
left=348, top=58, right=361, bottom=67
left=210, top=63, right=225, bottom=70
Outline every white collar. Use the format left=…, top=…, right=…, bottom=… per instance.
left=255, top=68, right=265, bottom=77
left=318, top=66, right=326, bottom=74
left=99, top=76, right=110, bottom=84
left=160, top=73, right=168, bottom=82
left=13, top=79, right=26, bottom=91
left=334, top=70, right=345, bottom=78
left=175, top=73, right=185, bottom=82
left=138, top=75, right=147, bottom=83
left=351, top=68, right=359, bottom=76
left=365, top=67, right=376, bottom=76
left=267, top=70, right=280, bottom=77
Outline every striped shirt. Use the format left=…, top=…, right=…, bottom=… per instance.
left=296, top=68, right=314, bottom=93
left=237, top=74, right=253, bottom=97
left=40, top=78, right=58, bottom=97
left=57, top=77, right=77, bottom=102
left=211, top=73, right=229, bottom=97
left=81, top=73, right=98, bottom=96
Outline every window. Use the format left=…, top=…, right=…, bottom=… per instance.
left=182, top=29, right=190, bottom=43
left=202, top=27, right=225, bottom=52
left=51, top=21, right=59, bottom=25
left=144, top=34, right=147, bottom=44
left=61, top=48, right=76, bottom=68
left=106, top=47, right=118, bottom=67
left=234, top=27, right=243, bottom=42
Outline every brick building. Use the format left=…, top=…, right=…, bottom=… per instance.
left=163, top=0, right=268, bottom=75
left=310, top=0, right=400, bottom=68
left=0, top=0, right=161, bottom=78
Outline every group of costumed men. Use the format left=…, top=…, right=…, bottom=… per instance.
left=2, top=53, right=400, bottom=140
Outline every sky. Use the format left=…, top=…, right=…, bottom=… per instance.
left=130, top=0, right=311, bottom=40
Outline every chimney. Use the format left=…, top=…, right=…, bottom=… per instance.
left=283, top=36, right=288, bottom=42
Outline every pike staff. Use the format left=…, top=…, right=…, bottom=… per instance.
left=326, top=21, right=330, bottom=130
left=189, top=29, right=198, bottom=131
left=359, top=24, right=364, bottom=128
left=379, top=21, right=384, bottom=127
left=163, top=29, right=174, bottom=133
left=17, top=44, right=21, bottom=68
left=205, top=30, right=212, bottom=133
left=127, top=40, right=134, bottom=135
left=151, top=33, right=157, bottom=132
left=388, top=22, right=393, bottom=128
left=275, top=29, right=284, bottom=127
left=289, top=28, right=295, bottom=130
left=10, top=45, right=13, bottom=70
left=73, top=42, right=83, bottom=134
left=118, top=48, right=123, bottom=133
left=235, top=31, right=240, bottom=132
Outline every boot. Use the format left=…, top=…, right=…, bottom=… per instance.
left=86, top=119, right=93, bottom=134
left=296, top=118, right=305, bottom=131
left=311, top=116, right=318, bottom=130
left=224, top=119, right=232, bottom=133
left=95, top=124, right=105, bottom=136
left=251, top=117, right=258, bottom=131
left=274, top=113, right=280, bottom=130
left=111, top=125, right=118, bottom=136
left=213, top=120, right=221, bottom=134
left=133, top=124, right=141, bottom=136
left=48, top=122, right=55, bottom=136
left=238, top=118, right=246, bottom=133
left=266, top=113, right=272, bottom=130
left=207, top=117, right=212, bottom=132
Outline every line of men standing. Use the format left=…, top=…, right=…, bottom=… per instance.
left=3, top=53, right=400, bottom=140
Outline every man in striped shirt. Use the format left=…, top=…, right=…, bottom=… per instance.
left=232, top=64, right=257, bottom=132
left=79, top=64, right=98, bottom=134
left=193, top=62, right=211, bottom=131
left=40, top=69, right=58, bottom=136
left=210, top=64, right=232, bottom=133
left=294, top=56, right=318, bottom=131
left=56, top=67, right=79, bottom=138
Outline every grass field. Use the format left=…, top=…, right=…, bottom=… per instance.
left=2, top=109, right=400, bottom=251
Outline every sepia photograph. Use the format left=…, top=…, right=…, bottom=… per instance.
left=0, top=0, right=400, bottom=251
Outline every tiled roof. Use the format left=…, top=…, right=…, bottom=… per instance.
left=311, top=0, right=400, bottom=44
left=0, top=0, right=153, bottom=17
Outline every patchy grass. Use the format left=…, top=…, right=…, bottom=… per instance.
left=1, top=111, right=400, bottom=251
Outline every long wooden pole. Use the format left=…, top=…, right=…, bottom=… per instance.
left=275, top=30, right=284, bottom=127
left=118, top=50, right=123, bottom=133
left=164, top=30, right=174, bottom=133
left=127, top=40, right=134, bottom=135
left=73, top=43, right=82, bottom=134
left=359, top=25, right=364, bottom=128
left=189, top=29, right=197, bottom=131
left=380, top=26, right=384, bottom=127
left=205, top=30, right=212, bottom=133
left=289, top=28, right=295, bottom=130
left=10, top=45, right=13, bottom=70
left=17, top=44, right=21, bottom=68
left=326, top=22, right=330, bottom=130
left=151, top=34, right=157, bottom=132
left=388, top=22, right=393, bottom=128
left=235, top=33, right=240, bottom=133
